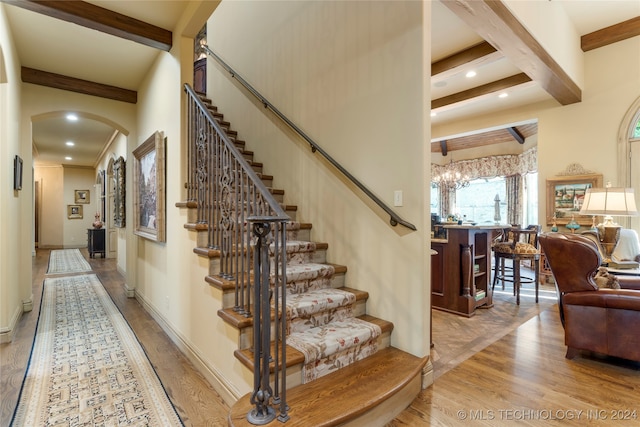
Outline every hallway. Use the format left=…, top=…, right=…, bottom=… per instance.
left=1, top=249, right=229, bottom=426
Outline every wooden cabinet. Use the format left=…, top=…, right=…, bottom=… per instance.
left=87, top=228, right=105, bottom=258
left=431, top=225, right=503, bottom=317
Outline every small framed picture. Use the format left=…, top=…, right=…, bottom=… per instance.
left=74, top=189, right=90, bottom=204
left=67, top=204, right=83, bottom=219
left=14, top=155, right=23, bottom=191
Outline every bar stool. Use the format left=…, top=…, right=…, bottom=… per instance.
left=492, top=225, right=541, bottom=305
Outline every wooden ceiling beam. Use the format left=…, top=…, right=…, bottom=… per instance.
left=432, top=41, right=503, bottom=82
left=22, top=67, right=137, bottom=104
left=432, top=73, right=532, bottom=110
left=507, top=127, right=525, bottom=144
left=581, top=16, right=640, bottom=52
left=1, top=0, right=172, bottom=51
left=441, top=0, right=581, bottom=106
left=440, top=140, right=448, bottom=156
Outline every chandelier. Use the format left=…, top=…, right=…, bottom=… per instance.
left=432, top=160, right=470, bottom=191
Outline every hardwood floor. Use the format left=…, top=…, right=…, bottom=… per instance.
left=3, top=252, right=640, bottom=426
left=0, top=249, right=229, bottom=427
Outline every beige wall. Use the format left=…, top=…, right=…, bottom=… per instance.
left=127, top=1, right=244, bottom=402
left=34, top=165, right=63, bottom=248
left=208, top=1, right=430, bottom=366
left=0, top=3, right=30, bottom=342
left=34, top=165, right=97, bottom=248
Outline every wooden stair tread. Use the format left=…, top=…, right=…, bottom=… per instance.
left=207, top=263, right=347, bottom=292
left=233, top=314, right=393, bottom=371
left=217, top=284, right=367, bottom=329
left=194, top=247, right=221, bottom=258
left=184, top=223, right=208, bottom=231
left=235, top=343, right=305, bottom=370
left=175, top=200, right=198, bottom=209
left=229, top=347, right=427, bottom=427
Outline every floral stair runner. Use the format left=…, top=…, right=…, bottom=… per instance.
left=193, top=97, right=390, bottom=387
left=275, top=238, right=383, bottom=383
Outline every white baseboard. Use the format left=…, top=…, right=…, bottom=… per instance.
left=23, top=293, right=34, bottom=313
left=421, top=357, right=434, bottom=389
left=0, top=304, right=23, bottom=344
left=133, top=290, right=241, bottom=407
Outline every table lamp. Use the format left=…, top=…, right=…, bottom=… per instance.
left=579, top=186, right=639, bottom=263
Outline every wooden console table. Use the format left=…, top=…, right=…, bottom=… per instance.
left=431, top=225, right=506, bottom=317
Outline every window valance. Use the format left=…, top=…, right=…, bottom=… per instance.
left=431, top=147, right=537, bottom=182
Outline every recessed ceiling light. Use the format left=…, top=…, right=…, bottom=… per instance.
left=66, top=114, right=78, bottom=121
left=465, top=70, right=477, bottom=78
left=65, top=141, right=75, bottom=146
left=430, top=111, right=437, bottom=117
left=498, top=92, right=509, bottom=98
left=65, top=156, right=72, bottom=160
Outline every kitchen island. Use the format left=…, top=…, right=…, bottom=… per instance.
left=431, top=224, right=506, bottom=317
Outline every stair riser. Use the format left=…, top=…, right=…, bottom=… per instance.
left=284, top=208, right=297, bottom=221
left=287, top=228, right=310, bottom=241
left=237, top=297, right=367, bottom=349
left=218, top=271, right=347, bottom=311
left=192, top=223, right=305, bottom=243
left=260, top=176, right=272, bottom=187
left=256, top=331, right=392, bottom=391
left=273, top=248, right=326, bottom=267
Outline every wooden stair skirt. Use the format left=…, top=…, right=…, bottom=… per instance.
left=229, top=347, right=426, bottom=427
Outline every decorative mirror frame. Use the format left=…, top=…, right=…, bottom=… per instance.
left=113, top=156, right=126, bottom=228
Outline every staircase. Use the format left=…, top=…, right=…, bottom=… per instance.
left=178, top=87, right=426, bottom=426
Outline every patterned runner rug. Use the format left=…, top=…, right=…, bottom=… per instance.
left=46, top=249, right=92, bottom=275
left=11, top=274, right=183, bottom=426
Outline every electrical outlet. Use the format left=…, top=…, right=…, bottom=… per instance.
left=394, top=190, right=403, bottom=207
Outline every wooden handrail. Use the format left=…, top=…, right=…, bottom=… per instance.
left=203, top=46, right=417, bottom=231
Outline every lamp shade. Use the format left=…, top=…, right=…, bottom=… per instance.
left=579, top=187, right=639, bottom=216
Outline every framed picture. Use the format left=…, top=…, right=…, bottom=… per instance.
left=546, top=173, right=603, bottom=225
left=133, top=131, right=166, bottom=242
left=113, top=156, right=126, bottom=228
left=67, top=204, right=83, bottom=219
left=74, top=189, right=90, bottom=204
left=14, top=155, right=23, bottom=191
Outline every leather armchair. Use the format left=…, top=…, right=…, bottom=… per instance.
left=539, top=232, right=640, bottom=362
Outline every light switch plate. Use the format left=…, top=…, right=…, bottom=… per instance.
left=394, top=190, right=403, bottom=207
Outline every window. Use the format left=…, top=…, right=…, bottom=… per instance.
left=455, top=177, right=507, bottom=224
left=524, top=172, right=538, bottom=226
left=634, top=116, right=640, bottom=139
left=430, top=184, right=439, bottom=215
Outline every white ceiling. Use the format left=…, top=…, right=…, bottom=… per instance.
left=3, top=0, right=639, bottom=166
left=430, top=0, right=640, bottom=126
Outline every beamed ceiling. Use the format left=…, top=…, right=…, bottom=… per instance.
left=432, top=123, right=538, bottom=155
left=0, top=0, right=639, bottom=165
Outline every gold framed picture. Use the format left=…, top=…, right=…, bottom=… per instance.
left=132, top=131, right=166, bottom=242
left=74, top=189, right=90, bottom=204
left=546, top=173, right=603, bottom=225
left=67, top=204, right=83, bottom=219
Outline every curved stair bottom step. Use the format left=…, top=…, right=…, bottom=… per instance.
left=228, top=347, right=427, bottom=427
